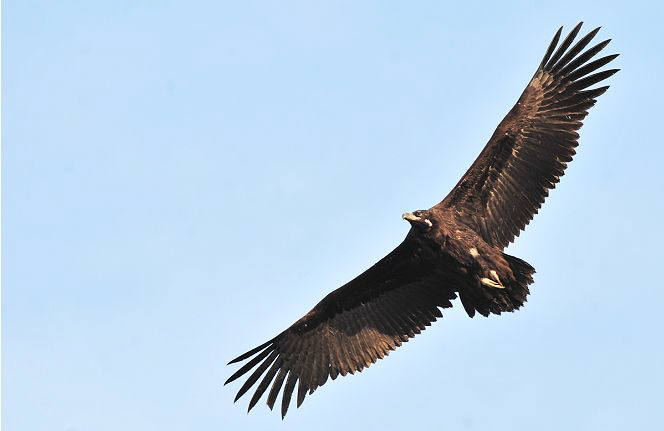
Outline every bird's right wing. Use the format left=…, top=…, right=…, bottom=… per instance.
left=224, top=234, right=459, bottom=418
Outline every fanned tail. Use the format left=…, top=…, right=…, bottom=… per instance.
left=459, top=253, right=536, bottom=318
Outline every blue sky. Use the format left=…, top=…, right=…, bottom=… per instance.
left=3, top=1, right=663, bottom=430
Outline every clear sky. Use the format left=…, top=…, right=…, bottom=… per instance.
left=3, top=1, right=663, bottom=430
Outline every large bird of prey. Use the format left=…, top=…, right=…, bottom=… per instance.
left=225, top=23, right=618, bottom=418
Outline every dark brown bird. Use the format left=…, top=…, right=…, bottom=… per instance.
left=225, top=23, right=618, bottom=418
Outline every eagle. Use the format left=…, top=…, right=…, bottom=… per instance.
left=225, top=22, right=618, bottom=418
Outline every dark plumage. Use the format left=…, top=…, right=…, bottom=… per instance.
left=225, top=23, right=618, bottom=418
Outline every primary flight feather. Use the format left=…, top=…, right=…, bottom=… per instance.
left=225, top=22, right=618, bottom=418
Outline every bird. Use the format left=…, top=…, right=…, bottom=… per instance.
left=225, top=22, right=618, bottom=418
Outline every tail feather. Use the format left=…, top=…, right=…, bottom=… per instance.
left=503, top=253, right=536, bottom=305
left=459, top=253, right=535, bottom=318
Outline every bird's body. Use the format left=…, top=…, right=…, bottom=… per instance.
left=225, top=22, right=618, bottom=418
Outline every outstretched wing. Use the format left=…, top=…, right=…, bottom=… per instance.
left=225, top=234, right=459, bottom=418
left=437, top=23, right=618, bottom=249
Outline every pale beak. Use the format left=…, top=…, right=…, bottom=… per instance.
left=402, top=212, right=420, bottom=222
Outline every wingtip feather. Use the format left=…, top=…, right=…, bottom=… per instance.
left=227, top=338, right=274, bottom=365
left=545, top=22, right=584, bottom=70
left=539, top=26, right=564, bottom=70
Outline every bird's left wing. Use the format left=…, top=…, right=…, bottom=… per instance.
left=436, top=23, right=618, bottom=249
left=225, top=235, right=458, bottom=418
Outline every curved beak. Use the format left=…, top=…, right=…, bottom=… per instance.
left=402, top=212, right=420, bottom=222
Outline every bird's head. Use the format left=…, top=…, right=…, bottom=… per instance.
left=402, top=210, right=433, bottom=231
